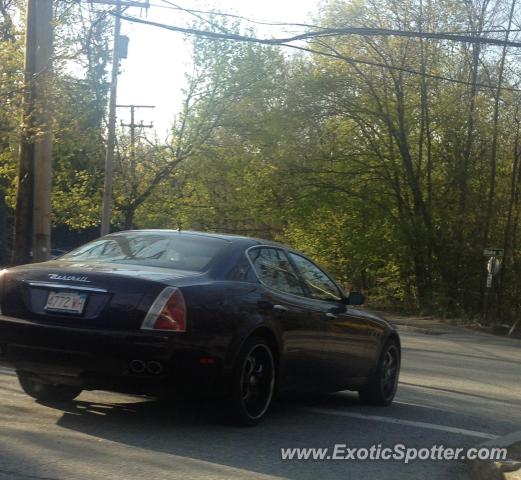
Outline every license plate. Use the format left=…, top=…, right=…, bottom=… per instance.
left=45, top=291, right=87, bottom=314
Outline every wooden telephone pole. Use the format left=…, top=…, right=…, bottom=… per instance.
left=118, top=104, right=154, bottom=160
left=11, top=0, right=150, bottom=262
left=12, top=0, right=54, bottom=265
left=100, top=0, right=122, bottom=237
left=100, top=1, right=150, bottom=236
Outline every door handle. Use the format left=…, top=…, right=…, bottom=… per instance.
left=325, top=312, right=337, bottom=319
left=273, top=304, right=289, bottom=313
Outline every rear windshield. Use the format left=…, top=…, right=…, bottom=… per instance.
left=60, top=233, right=230, bottom=272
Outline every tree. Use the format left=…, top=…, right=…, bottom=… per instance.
left=0, top=0, right=23, bottom=265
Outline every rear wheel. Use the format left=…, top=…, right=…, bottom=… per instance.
left=17, top=373, right=82, bottom=403
left=230, top=336, right=276, bottom=426
left=359, top=339, right=400, bottom=406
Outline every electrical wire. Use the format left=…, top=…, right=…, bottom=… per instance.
left=112, top=11, right=521, bottom=93
left=155, top=0, right=327, bottom=30
left=154, top=0, right=521, bottom=39
left=115, top=12, right=521, bottom=48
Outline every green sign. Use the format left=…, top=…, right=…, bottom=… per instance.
left=483, top=248, right=504, bottom=257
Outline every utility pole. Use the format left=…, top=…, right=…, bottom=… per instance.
left=99, top=1, right=150, bottom=236
left=100, top=0, right=122, bottom=237
left=10, top=0, right=151, bottom=263
left=118, top=104, right=154, bottom=163
left=12, top=0, right=53, bottom=265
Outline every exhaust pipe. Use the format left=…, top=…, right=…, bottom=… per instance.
left=129, top=359, right=146, bottom=374
left=146, top=361, right=164, bottom=375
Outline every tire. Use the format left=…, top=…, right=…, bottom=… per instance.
left=17, top=373, right=82, bottom=403
left=359, top=339, right=400, bottom=406
left=230, top=336, right=276, bottom=426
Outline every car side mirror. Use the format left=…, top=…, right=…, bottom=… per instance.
left=344, top=291, right=365, bottom=306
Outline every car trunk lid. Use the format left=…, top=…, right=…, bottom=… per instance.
left=0, top=261, right=202, bottom=330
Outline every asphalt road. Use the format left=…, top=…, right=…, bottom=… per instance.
left=0, top=321, right=520, bottom=480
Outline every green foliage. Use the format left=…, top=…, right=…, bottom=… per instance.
left=134, top=0, right=521, bottom=320
left=4, top=0, right=521, bottom=323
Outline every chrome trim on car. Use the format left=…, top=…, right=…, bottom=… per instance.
left=25, top=281, right=108, bottom=293
left=48, top=273, right=91, bottom=283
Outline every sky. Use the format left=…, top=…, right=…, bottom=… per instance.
left=115, top=0, right=320, bottom=137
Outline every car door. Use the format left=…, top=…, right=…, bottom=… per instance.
left=247, top=247, right=326, bottom=393
left=286, top=252, right=374, bottom=391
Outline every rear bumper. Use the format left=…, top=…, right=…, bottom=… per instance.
left=0, top=314, right=227, bottom=395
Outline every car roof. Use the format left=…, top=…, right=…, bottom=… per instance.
left=110, top=229, right=287, bottom=249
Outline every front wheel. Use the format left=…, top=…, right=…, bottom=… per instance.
left=359, top=339, right=400, bottom=406
left=230, top=336, right=276, bottom=426
left=17, top=373, right=82, bottom=403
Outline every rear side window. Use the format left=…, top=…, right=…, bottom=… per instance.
left=61, top=233, right=230, bottom=272
left=288, top=252, right=342, bottom=301
left=248, top=247, right=305, bottom=296
left=227, top=253, right=255, bottom=282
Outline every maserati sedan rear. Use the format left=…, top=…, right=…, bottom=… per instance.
left=0, top=230, right=400, bottom=425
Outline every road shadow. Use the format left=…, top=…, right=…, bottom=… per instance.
left=19, top=390, right=472, bottom=479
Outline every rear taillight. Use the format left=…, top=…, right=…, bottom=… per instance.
left=141, top=287, right=186, bottom=332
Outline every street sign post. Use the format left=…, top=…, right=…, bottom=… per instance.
left=483, top=254, right=502, bottom=325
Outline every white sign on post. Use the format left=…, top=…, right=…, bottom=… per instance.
left=487, top=257, right=501, bottom=276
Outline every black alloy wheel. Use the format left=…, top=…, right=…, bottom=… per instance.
left=359, top=339, right=400, bottom=406
left=231, top=336, right=276, bottom=426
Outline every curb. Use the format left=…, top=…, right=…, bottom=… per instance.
left=467, top=431, right=521, bottom=480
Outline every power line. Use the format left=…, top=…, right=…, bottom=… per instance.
left=115, top=12, right=521, bottom=48
left=88, top=0, right=149, bottom=6
left=154, top=0, right=326, bottom=30
left=75, top=0, right=521, bottom=42
left=150, top=1, right=521, bottom=39
left=156, top=0, right=231, bottom=35
left=284, top=41, right=521, bottom=93
left=445, top=28, right=521, bottom=35
left=112, top=12, right=521, bottom=93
